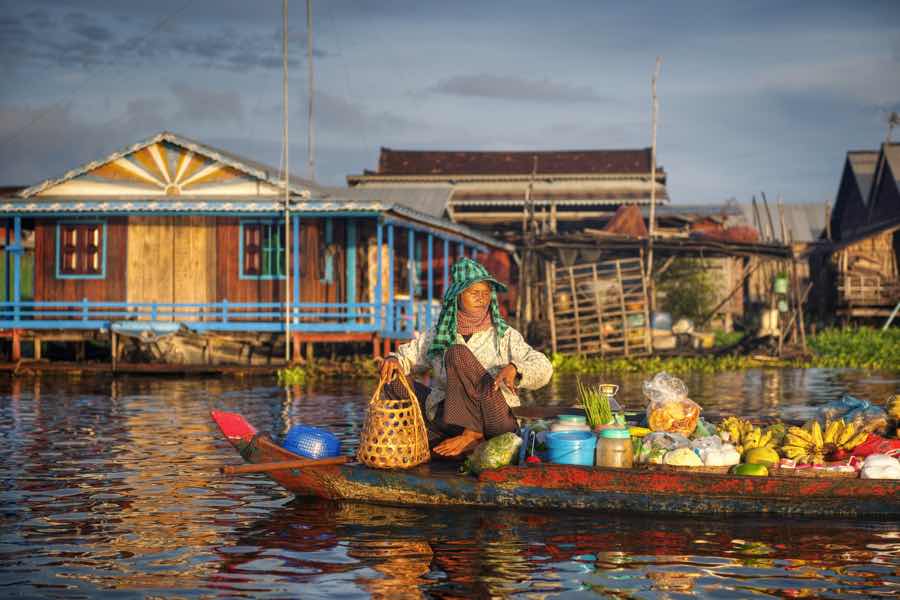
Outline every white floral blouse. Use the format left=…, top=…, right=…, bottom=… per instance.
left=388, top=325, right=554, bottom=421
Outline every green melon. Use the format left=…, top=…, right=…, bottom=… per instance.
left=742, top=447, right=779, bottom=467
left=732, top=463, right=769, bottom=477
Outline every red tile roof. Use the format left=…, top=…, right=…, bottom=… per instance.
left=374, top=148, right=660, bottom=176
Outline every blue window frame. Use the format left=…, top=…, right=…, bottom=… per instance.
left=240, top=220, right=285, bottom=279
left=56, top=220, right=106, bottom=279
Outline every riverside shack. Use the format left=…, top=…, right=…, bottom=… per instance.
left=823, top=143, right=900, bottom=321
left=0, top=132, right=511, bottom=364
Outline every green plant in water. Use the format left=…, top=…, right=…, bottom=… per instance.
left=276, top=366, right=306, bottom=385
left=577, top=378, right=612, bottom=428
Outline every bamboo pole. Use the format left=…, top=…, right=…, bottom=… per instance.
left=545, top=265, right=557, bottom=354
left=222, top=455, right=349, bottom=475
left=282, top=0, right=292, bottom=363
left=646, top=57, right=662, bottom=314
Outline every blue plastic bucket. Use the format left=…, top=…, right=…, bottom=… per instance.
left=282, top=425, right=341, bottom=459
left=546, top=430, right=596, bottom=466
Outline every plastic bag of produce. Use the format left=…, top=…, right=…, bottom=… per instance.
left=463, top=432, right=522, bottom=475
left=663, top=447, right=703, bottom=467
left=815, top=394, right=868, bottom=422
left=844, top=405, right=889, bottom=435
left=698, top=444, right=741, bottom=467
left=643, top=372, right=701, bottom=436
left=860, top=454, right=900, bottom=479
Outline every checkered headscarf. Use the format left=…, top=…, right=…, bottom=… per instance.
left=427, top=258, right=508, bottom=359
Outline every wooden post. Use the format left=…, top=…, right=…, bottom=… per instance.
left=34, top=336, right=41, bottom=360
left=567, top=267, right=582, bottom=353
left=111, top=331, right=117, bottom=372
left=616, top=261, right=630, bottom=356
left=545, top=264, right=557, bottom=354
left=373, top=334, right=381, bottom=358
left=646, top=57, right=662, bottom=314
left=12, top=329, right=21, bottom=362
left=591, top=263, right=606, bottom=357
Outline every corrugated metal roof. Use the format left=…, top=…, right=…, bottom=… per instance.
left=371, top=147, right=663, bottom=177
left=0, top=195, right=510, bottom=251
left=317, top=184, right=453, bottom=218
left=736, top=202, right=828, bottom=242
left=847, top=150, right=879, bottom=206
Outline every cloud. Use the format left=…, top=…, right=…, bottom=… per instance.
left=170, top=83, right=244, bottom=123
left=428, top=73, right=611, bottom=103
left=254, top=90, right=421, bottom=135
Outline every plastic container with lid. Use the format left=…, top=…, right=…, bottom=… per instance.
left=546, top=430, right=596, bottom=466
left=550, top=414, right=591, bottom=433
left=595, top=428, right=633, bottom=468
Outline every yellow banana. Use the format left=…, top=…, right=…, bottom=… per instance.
left=843, top=430, right=869, bottom=450
left=824, top=420, right=841, bottom=445
left=759, top=430, right=774, bottom=448
left=836, top=422, right=857, bottom=447
left=788, top=426, right=813, bottom=445
left=781, top=445, right=807, bottom=460
left=808, top=421, right=824, bottom=449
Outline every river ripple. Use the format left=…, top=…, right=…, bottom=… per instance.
left=1, top=370, right=898, bottom=598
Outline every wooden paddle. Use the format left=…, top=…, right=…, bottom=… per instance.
left=221, top=455, right=349, bottom=475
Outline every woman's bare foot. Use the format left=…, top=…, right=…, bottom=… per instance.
left=433, top=429, right=483, bottom=457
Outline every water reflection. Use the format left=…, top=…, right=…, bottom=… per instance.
left=1, top=372, right=898, bottom=598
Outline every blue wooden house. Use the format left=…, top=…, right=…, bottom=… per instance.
left=0, top=132, right=511, bottom=363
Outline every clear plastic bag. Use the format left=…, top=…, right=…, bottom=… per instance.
left=643, top=372, right=701, bottom=436
left=463, top=432, right=522, bottom=475
left=814, top=394, right=888, bottom=435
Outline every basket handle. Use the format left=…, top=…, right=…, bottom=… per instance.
left=372, top=372, right=426, bottom=422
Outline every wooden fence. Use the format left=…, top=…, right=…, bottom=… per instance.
left=542, top=257, right=651, bottom=357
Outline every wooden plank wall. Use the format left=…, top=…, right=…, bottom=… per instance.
left=216, top=217, right=345, bottom=319
left=126, top=216, right=217, bottom=320
left=33, top=217, right=127, bottom=303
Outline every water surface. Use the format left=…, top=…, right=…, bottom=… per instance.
left=1, top=370, right=898, bottom=598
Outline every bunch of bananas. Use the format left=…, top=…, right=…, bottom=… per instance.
left=887, top=395, right=900, bottom=423
left=780, top=419, right=868, bottom=464
left=717, top=417, right=778, bottom=454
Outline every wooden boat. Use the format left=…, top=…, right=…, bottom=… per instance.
left=212, top=410, right=900, bottom=518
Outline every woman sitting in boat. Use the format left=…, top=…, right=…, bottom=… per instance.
left=379, top=258, right=553, bottom=457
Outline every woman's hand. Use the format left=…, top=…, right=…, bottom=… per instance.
left=493, top=363, right=518, bottom=392
left=379, top=356, right=401, bottom=382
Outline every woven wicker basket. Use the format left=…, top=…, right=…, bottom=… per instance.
left=357, top=373, right=430, bottom=469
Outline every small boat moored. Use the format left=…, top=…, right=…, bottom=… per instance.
left=212, top=410, right=900, bottom=519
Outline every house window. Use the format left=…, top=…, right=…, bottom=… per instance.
left=241, top=221, right=285, bottom=278
left=56, top=221, right=106, bottom=279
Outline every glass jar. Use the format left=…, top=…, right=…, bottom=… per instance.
left=595, top=428, right=633, bottom=468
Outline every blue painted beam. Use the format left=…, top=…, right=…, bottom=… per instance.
left=375, top=220, right=383, bottom=331
left=426, top=233, right=433, bottom=331
left=443, top=238, right=450, bottom=295
left=13, top=217, right=20, bottom=322
left=293, top=215, right=300, bottom=317
left=346, top=219, right=357, bottom=323
left=407, top=227, right=415, bottom=335
left=387, top=223, right=395, bottom=334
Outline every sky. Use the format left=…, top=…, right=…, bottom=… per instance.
left=0, top=0, right=898, bottom=205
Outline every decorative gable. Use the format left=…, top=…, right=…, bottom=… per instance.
left=34, top=140, right=274, bottom=197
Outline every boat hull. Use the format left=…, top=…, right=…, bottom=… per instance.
left=212, top=411, right=900, bottom=518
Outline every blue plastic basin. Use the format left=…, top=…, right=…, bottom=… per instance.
left=282, top=425, right=341, bottom=459
left=546, top=430, right=596, bottom=466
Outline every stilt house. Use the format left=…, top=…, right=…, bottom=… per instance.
left=826, top=143, right=900, bottom=319
left=0, top=132, right=510, bottom=363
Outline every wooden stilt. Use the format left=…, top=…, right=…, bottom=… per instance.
left=373, top=335, right=381, bottom=358
left=11, top=329, right=21, bottom=362
left=34, top=336, right=41, bottom=360
left=383, top=337, right=390, bottom=357
left=111, top=331, right=117, bottom=372
left=305, top=342, right=314, bottom=363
